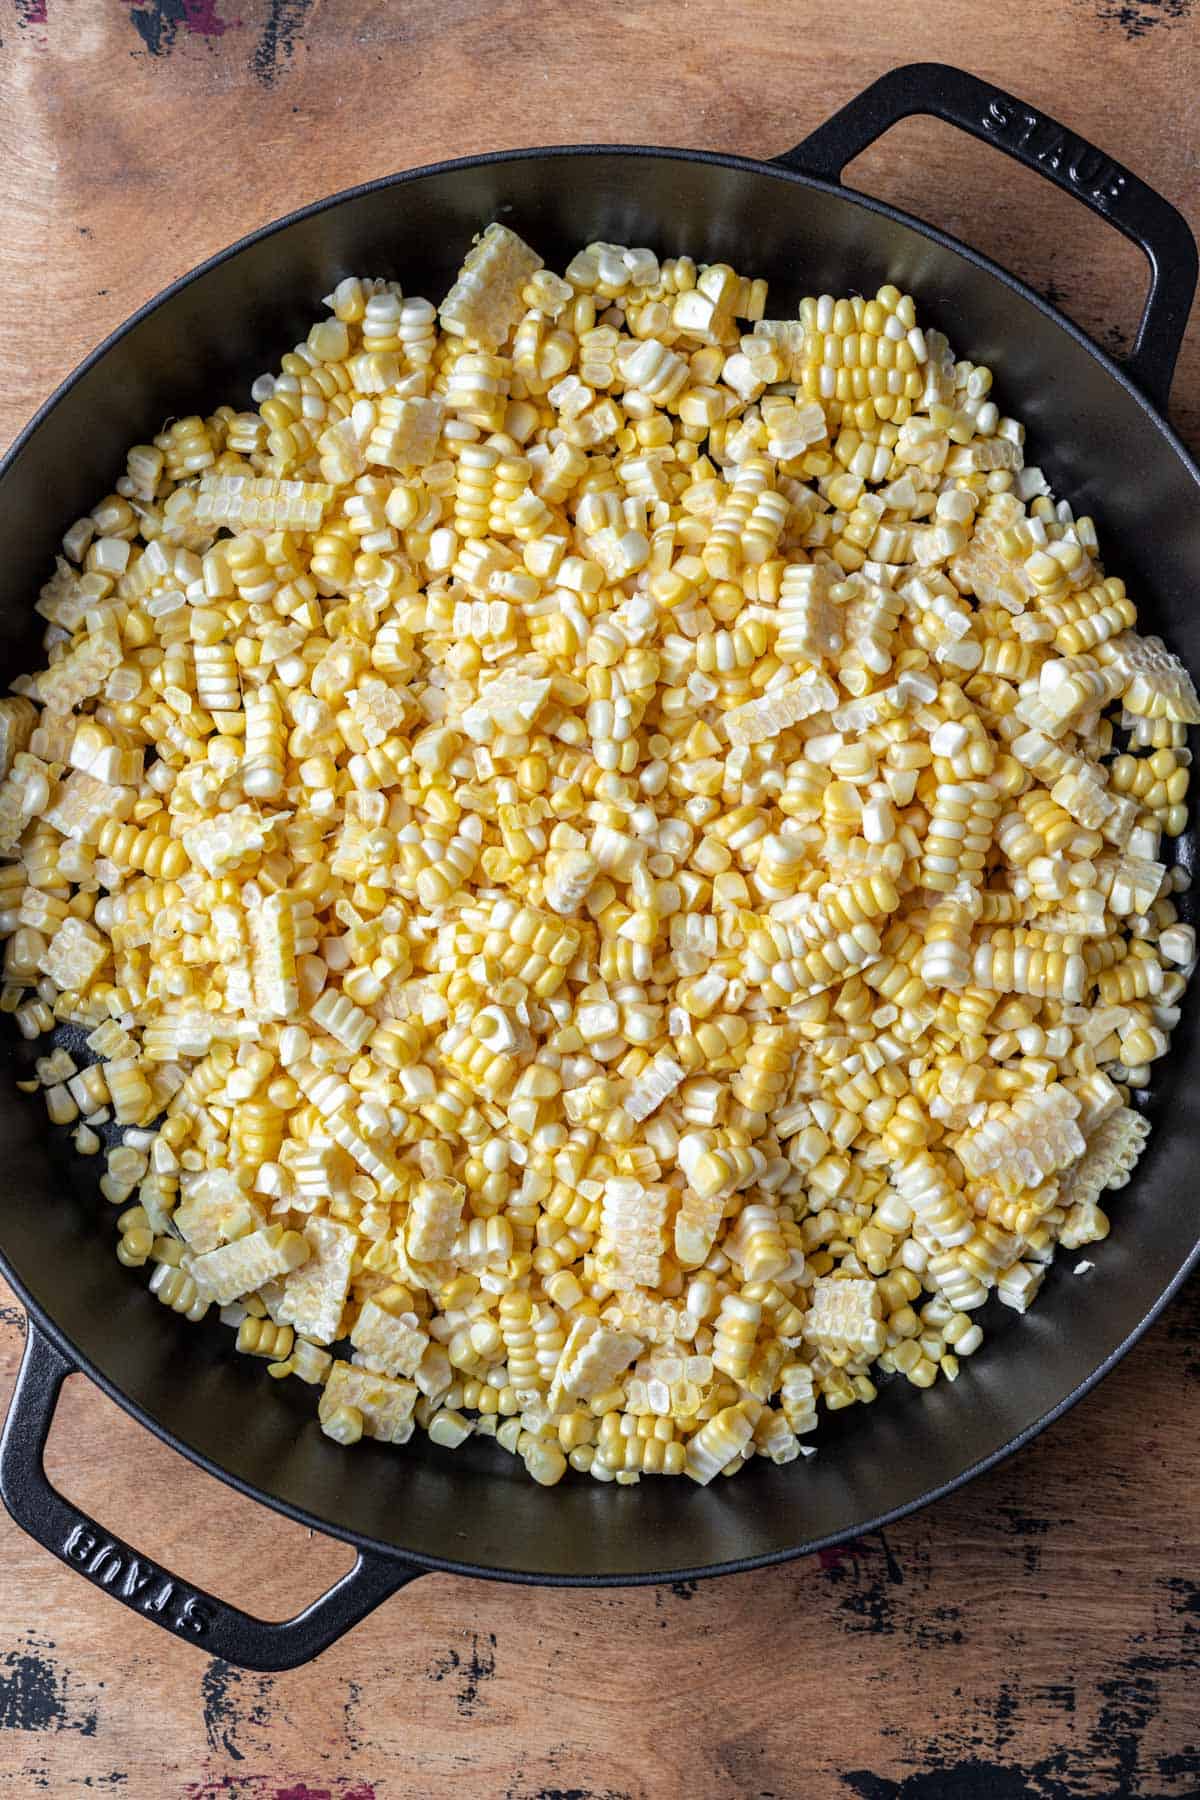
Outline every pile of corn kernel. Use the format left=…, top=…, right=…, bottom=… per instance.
left=1, top=222, right=1196, bottom=1489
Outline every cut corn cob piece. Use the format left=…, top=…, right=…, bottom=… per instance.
left=276, top=1218, right=359, bottom=1345
left=351, top=1293, right=430, bottom=1380
left=189, top=1225, right=309, bottom=1307
left=440, top=222, right=544, bottom=349
left=195, top=474, right=334, bottom=532
left=548, top=1317, right=643, bottom=1411
left=319, top=1361, right=419, bottom=1445
left=724, top=676, right=838, bottom=747
left=805, top=1275, right=885, bottom=1361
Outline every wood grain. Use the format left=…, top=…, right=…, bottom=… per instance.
left=0, top=2, right=1198, bottom=1796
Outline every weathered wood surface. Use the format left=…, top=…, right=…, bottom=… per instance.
left=0, top=3, right=1197, bottom=1796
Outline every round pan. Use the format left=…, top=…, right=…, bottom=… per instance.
left=1, top=64, right=1197, bottom=1671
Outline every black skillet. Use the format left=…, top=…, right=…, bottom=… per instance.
left=0, top=63, right=1196, bottom=1670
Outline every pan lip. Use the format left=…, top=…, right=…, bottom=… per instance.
left=2, top=1230, right=1198, bottom=1587
left=0, top=138, right=1199, bottom=1583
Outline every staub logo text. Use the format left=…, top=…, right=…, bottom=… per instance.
left=63, top=1523, right=213, bottom=1634
left=982, top=98, right=1128, bottom=209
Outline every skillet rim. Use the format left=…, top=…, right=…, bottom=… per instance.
left=0, top=138, right=1197, bottom=1585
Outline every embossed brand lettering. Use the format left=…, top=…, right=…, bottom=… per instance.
left=88, top=1543, right=124, bottom=1585
left=177, top=1596, right=213, bottom=1635
left=1069, top=145, right=1106, bottom=187
left=981, top=99, right=1124, bottom=208
left=60, top=1522, right=210, bottom=1635
left=1013, top=109, right=1041, bottom=150
left=144, top=1579, right=176, bottom=1616
left=121, top=1558, right=155, bottom=1602
left=64, top=1523, right=98, bottom=1564
left=1034, top=127, right=1066, bottom=172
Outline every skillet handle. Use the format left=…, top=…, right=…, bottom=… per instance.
left=774, top=62, right=1198, bottom=413
left=0, top=1320, right=422, bottom=1671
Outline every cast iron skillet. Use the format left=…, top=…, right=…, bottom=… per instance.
left=0, top=64, right=1197, bottom=1672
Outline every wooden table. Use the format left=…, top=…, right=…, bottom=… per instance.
left=0, top=4, right=1198, bottom=1795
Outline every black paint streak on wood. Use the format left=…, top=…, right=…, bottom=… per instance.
left=817, top=1529, right=908, bottom=1636
left=426, top=1630, right=497, bottom=1718
left=841, top=1630, right=1200, bottom=1798
left=501, top=1744, right=637, bottom=1800
left=199, top=1659, right=275, bottom=1763
left=0, top=1641, right=97, bottom=1736
left=843, top=1769, right=1049, bottom=1799
left=1093, top=1655, right=1177, bottom=1795
left=828, top=1543, right=1200, bottom=1795
left=534, top=1792, right=631, bottom=1800
left=842, top=1749, right=1196, bottom=1800
left=875, top=1527, right=904, bottom=1587
left=250, top=0, right=314, bottom=86
left=0, top=1655, right=63, bottom=1733
left=128, top=0, right=190, bottom=56
left=180, top=1781, right=381, bottom=1800
left=1159, top=1748, right=1200, bottom=1782
left=909, top=1603, right=965, bottom=1650
left=995, top=1502, right=1056, bottom=1575
left=200, top=1659, right=241, bottom=1761
left=1162, top=1575, right=1200, bottom=1623
left=992, top=1683, right=1020, bottom=1753
left=342, top=1677, right=366, bottom=1753
left=1087, top=0, right=1192, bottom=38
left=0, top=1301, right=26, bottom=1329
left=504, top=1788, right=634, bottom=1800
left=127, top=0, right=233, bottom=57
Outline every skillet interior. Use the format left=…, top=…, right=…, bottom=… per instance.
left=0, top=147, right=1197, bottom=1582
